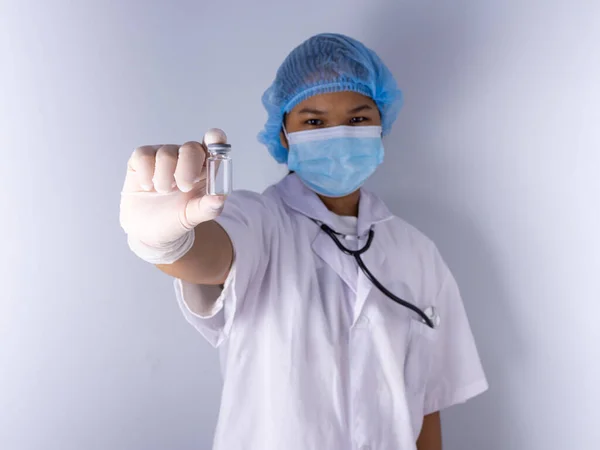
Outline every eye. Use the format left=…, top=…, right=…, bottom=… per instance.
left=349, top=116, right=368, bottom=124
left=305, top=118, right=324, bottom=126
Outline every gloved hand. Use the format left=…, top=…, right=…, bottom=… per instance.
left=120, top=129, right=228, bottom=264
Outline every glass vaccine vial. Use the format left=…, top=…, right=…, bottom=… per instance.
left=206, top=142, right=232, bottom=195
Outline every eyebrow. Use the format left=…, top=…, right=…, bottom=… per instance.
left=296, top=104, right=374, bottom=115
left=297, top=107, right=327, bottom=115
left=348, top=104, right=374, bottom=114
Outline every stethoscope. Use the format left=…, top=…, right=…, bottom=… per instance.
left=315, top=220, right=440, bottom=329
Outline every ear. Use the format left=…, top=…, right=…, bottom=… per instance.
left=280, top=129, right=289, bottom=150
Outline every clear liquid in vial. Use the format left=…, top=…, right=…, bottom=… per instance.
left=206, top=144, right=232, bottom=195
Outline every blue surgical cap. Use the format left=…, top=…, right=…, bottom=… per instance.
left=258, top=33, right=403, bottom=164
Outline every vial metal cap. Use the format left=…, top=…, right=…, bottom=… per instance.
left=206, top=143, right=232, bottom=155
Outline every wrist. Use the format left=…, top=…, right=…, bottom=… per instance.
left=127, top=230, right=195, bottom=265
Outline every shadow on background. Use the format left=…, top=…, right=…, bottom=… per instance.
left=363, top=3, right=527, bottom=448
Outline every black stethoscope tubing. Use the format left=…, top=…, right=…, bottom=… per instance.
left=316, top=221, right=435, bottom=329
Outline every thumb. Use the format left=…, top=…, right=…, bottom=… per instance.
left=184, top=194, right=226, bottom=228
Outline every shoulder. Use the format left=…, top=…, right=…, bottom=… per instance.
left=359, top=187, right=437, bottom=257
left=380, top=215, right=449, bottom=280
left=382, top=215, right=436, bottom=253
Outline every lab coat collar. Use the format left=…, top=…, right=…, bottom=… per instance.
left=275, top=173, right=392, bottom=324
left=275, top=173, right=393, bottom=235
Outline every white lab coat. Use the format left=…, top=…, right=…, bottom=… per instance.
left=175, top=174, right=488, bottom=450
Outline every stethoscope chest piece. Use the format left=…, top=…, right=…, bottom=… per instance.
left=422, top=306, right=441, bottom=329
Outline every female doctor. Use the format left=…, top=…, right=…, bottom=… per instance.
left=120, top=33, right=488, bottom=450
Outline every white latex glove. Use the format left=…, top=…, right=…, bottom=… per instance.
left=120, top=129, right=228, bottom=264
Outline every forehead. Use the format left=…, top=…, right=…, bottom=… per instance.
left=289, top=91, right=377, bottom=114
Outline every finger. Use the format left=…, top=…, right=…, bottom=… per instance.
left=129, top=145, right=160, bottom=191
left=153, top=145, right=179, bottom=193
left=183, top=194, right=225, bottom=228
left=203, top=128, right=228, bottom=146
left=175, top=141, right=206, bottom=193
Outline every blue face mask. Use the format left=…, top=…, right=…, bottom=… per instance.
left=285, top=125, right=384, bottom=198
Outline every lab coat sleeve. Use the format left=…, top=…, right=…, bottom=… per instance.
left=423, top=253, right=489, bottom=415
left=174, top=190, right=273, bottom=348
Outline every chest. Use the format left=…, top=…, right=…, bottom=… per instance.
left=246, top=220, right=431, bottom=353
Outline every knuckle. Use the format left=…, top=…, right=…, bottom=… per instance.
left=156, top=148, right=178, bottom=164
left=180, top=141, right=206, bottom=156
left=134, top=146, right=158, bottom=164
left=135, top=145, right=157, bottom=157
left=181, top=140, right=202, bottom=149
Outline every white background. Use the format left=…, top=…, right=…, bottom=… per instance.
left=1, top=1, right=599, bottom=449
